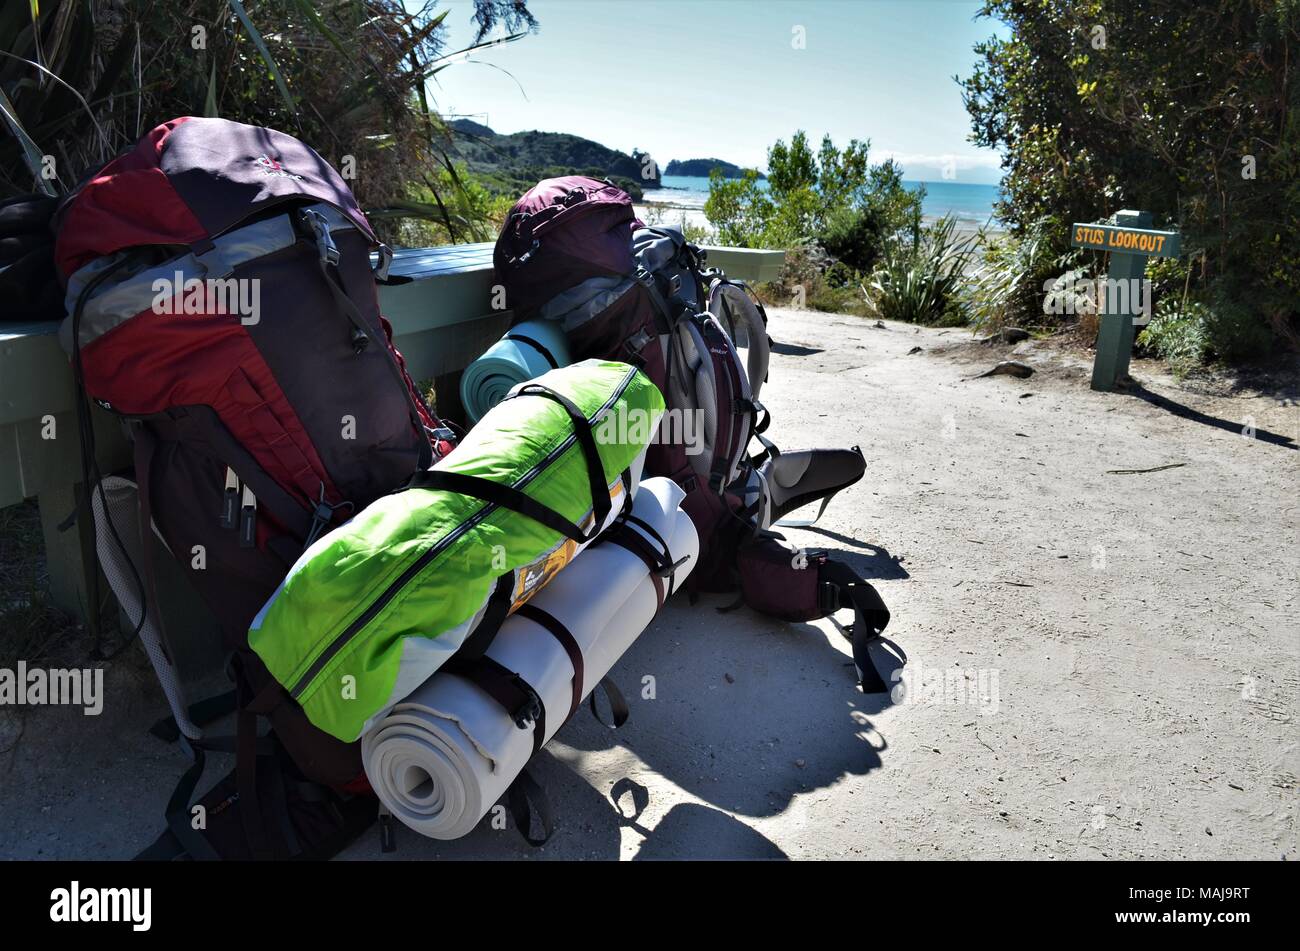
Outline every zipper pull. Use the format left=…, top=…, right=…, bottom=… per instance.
left=220, top=468, right=240, bottom=530
left=239, top=485, right=257, bottom=548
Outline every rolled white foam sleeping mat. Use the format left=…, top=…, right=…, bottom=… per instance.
left=362, top=477, right=698, bottom=840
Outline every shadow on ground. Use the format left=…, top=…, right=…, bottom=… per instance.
left=1127, top=382, right=1297, bottom=449
left=611, top=779, right=788, bottom=860
left=558, top=597, right=898, bottom=821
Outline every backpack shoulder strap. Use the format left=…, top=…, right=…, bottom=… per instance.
left=708, top=279, right=771, bottom=402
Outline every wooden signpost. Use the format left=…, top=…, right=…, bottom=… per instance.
left=1070, top=209, right=1181, bottom=392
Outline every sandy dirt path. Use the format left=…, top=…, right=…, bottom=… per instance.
left=3, top=307, right=1296, bottom=860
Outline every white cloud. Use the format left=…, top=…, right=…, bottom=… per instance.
left=877, top=150, right=1003, bottom=170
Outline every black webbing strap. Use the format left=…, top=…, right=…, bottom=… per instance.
left=626, top=513, right=689, bottom=598
left=409, top=470, right=587, bottom=543
left=589, top=677, right=630, bottom=729
left=514, top=603, right=583, bottom=726
left=264, top=753, right=302, bottom=858
left=506, top=767, right=555, bottom=846
left=436, top=570, right=555, bottom=749
left=507, top=382, right=612, bottom=538
left=623, top=514, right=669, bottom=557
left=443, top=653, right=543, bottom=734
left=234, top=681, right=273, bottom=861
left=154, top=737, right=220, bottom=862
left=455, top=574, right=516, bottom=661
left=634, top=266, right=680, bottom=333
left=406, top=382, right=617, bottom=544
left=301, top=209, right=433, bottom=470
left=599, top=523, right=664, bottom=608
left=131, top=427, right=166, bottom=664
left=133, top=429, right=224, bottom=862
left=750, top=431, right=782, bottom=469
left=503, top=333, right=560, bottom=369
left=820, top=560, right=900, bottom=694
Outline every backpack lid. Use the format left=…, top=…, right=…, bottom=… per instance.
left=495, top=176, right=634, bottom=266
left=54, top=116, right=376, bottom=279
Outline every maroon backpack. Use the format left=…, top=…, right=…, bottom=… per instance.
left=496, top=178, right=756, bottom=574
left=54, top=117, right=454, bottom=854
left=494, top=177, right=899, bottom=691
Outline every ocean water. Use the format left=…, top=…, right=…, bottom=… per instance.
left=651, top=174, right=1001, bottom=225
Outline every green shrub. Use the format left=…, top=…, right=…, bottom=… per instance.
left=0, top=1, right=538, bottom=246
left=1201, top=286, right=1275, bottom=361
left=868, top=216, right=978, bottom=326
left=818, top=172, right=924, bottom=272
left=1138, top=288, right=1272, bottom=372
left=960, top=0, right=1298, bottom=362
left=704, top=131, right=921, bottom=258
left=965, top=218, right=1079, bottom=331
left=1137, top=301, right=1210, bottom=374
left=751, top=248, right=871, bottom=317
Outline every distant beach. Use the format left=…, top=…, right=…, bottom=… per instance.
left=636, top=174, right=1003, bottom=236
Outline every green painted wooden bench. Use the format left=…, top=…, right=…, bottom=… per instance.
left=0, top=242, right=784, bottom=625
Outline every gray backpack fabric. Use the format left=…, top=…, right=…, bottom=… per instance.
left=707, top=277, right=771, bottom=404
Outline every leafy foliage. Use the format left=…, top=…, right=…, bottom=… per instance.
left=0, top=1, right=537, bottom=244
left=965, top=217, right=1080, bottom=331
left=704, top=130, right=922, bottom=263
left=867, top=215, right=979, bottom=326
left=960, top=0, right=1300, bottom=358
left=1137, top=300, right=1211, bottom=375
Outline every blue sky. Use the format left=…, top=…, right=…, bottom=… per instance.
left=424, top=0, right=1009, bottom=184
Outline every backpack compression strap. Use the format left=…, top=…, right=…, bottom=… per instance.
left=297, top=208, right=435, bottom=471
left=597, top=515, right=691, bottom=611
left=407, top=382, right=614, bottom=545
left=503, top=333, right=561, bottom=370
left=442, top=599, right=629, bottom=848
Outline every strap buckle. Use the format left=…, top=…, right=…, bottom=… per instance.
left=514, top=239, right=540, bottom=266
left=374, top=243, right=394, bottom=281
left=625, top=327, right=652, bottom=354
left=510, top=676, right=544, bottom=730
left=654, top=554, right=691, bottom=578
left=301, top=209, right=340, bottom=267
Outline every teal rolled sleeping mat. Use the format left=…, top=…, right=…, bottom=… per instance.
left=460, top=318, right=572, bottom=422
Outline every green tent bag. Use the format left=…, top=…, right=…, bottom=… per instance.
left=249, top=360, right=664, bottom=741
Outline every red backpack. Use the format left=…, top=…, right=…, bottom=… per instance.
left=54, top=117, right=455, bottom=855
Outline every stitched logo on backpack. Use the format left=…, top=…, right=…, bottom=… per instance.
left=255, top=154, right=303, bottom=180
